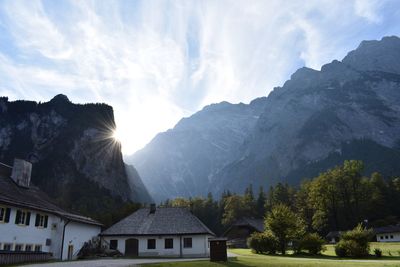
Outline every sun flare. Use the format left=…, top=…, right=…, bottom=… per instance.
left=112, top=129, right=122, bottom=142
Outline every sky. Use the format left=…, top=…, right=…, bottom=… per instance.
left=0, top=0, right=400, bottom=155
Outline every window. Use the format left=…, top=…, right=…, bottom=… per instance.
left=391, top=235, right=394, bottom=239
left=385, top=235, right=389, bottom=239
left=35, top=214, right=48, bottom=228
left=15, top=244, right=23, bottom=251
left=183, top=238, right=192, bottom=248
left=0, top=207, right=11, bottom=223
left=3, top=244, right=12, bottom=251
left=380, top=236, right=384, bottom=239
left=25, top=245, right=33, bottom=252
left=15, top=210, right=31, bottom=226
left=0, top=207, right=5, bottom=222
left=34, top=245, right=42, bottom=252
left=110, top=240, right=118, bottom=250
left=165, top=238, right=173, bottom=249
left=147, top=239, right=156, bottom=249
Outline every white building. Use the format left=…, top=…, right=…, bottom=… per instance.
left=0, top=159, right=102, bottom=260
left=101, top=205, right=215, bottom=257
left=375, top=225, right=400, bottom=242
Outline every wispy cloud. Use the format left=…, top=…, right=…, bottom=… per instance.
left=0, top=0, right=398, bottom=154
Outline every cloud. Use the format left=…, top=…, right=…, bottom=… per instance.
left=0, top=0, right=398, bottom=154
left=354, top=0, right=383, bottom=23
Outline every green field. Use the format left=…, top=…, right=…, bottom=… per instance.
left=323, top=243, right=400, bottom=258
left=142, top=243, right=400, bottom=267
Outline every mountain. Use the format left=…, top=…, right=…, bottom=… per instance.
left=129, top=36, right=400, bottom=202
left=127, top=98, right=267, bottom=201
left=0, top=95, right=152, bottom=217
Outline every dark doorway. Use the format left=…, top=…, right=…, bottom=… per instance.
left=67, top=245, right=74, bottom=260
left=125, top=238, right=139, bottom=257
left=209, top=238, right=227, bottom=262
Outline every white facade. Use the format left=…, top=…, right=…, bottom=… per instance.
left=62, top=221, right=102, bottom=260
left=376, top=232, right=400, bottom=242
left=102, top=234, right=213, bottom=257
left=0, top=204, right=101, bottom=260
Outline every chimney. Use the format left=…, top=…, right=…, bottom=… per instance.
left=11, top=159, right=32, bottom=188
left=149, top=203, right=156, bottom=214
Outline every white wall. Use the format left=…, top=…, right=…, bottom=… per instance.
left=62, top=221, right=101, bottom=260
left=0, top=205, right=101, bottom=261
left=0, top=205, right=61, bottom=256
left=376, top=232, right=400, bottom=242
left=103, top=235, right=212, bottom=257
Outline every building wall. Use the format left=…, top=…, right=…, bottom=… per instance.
left=376, top=232, right=400, bottom=242
left=0, top=205, right=60, bottom=256
left=62, top=221, right=101, bottom=260
left=103, top=235, right=212, bottom=257
left=0, top=205, right=101, bottom=261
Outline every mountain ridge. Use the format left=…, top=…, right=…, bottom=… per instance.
left=129, top=36, right=400, bottom=201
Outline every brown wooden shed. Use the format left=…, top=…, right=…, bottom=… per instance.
left=209, top=237, right=227, bottom=262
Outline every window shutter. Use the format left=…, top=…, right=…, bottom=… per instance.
left=26, top=212, right=31, bottom=226
left=4, top=208, right=11, bottom=223
left=44, top=215, right=48, bottom=228
left=35, top=214, right=40, bottom=227
left=15, top=210, right=21, bottom=224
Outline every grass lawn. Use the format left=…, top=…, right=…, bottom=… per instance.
left=324, top=242, right=400, bottom=258
left=142, top=244, right=400, bottom=267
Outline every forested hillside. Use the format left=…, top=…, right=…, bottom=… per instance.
left=162, top=160, right=400, bottom=235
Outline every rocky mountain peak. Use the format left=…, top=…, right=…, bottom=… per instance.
left=342, top=36, right=400, bottom=74
left=50, top=94, right=70, bottom=104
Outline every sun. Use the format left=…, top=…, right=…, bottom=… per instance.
left=112, top=129, right=122, bottom=142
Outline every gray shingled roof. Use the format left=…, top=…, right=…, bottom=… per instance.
left=233, top=217, right=264, bottom=232
left=0, top=162, right=102, bottom=226
left=101, top=207, right=215, bottom=236
left=374, top=225, right=400, bottom=234
left=326, top=231, right=343, bottom=238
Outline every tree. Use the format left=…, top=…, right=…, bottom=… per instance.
left=265, top=204, right=305, bottom=254
left=265, top=183, right=295, bottom=212
left=256, top=186, right=266, bottom=218
left=244, top=184, right=256, bottom=217
left=222, top=195, right=246, bottom=226
left=170, top=198, right=190, bottom=207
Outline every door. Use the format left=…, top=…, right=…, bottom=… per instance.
left=125, top=238, right=139, bottom=257
left=67, top=245, right=74, bottom=260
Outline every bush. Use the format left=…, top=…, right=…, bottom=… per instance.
left=247, top=231, right=278, bottom=254
left=334, top=224, right=373, bottom=258
left=335, top=244, right=347, bottom=257
left=337, top=240, right=368, bottom=257
left=297, top=233, right=325, bottom=255
left=374, top=248, right=382, bottom=258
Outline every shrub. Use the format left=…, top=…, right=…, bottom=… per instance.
left=374, top=248, right=382, bottom=258
left=335, top=244, right=347, bottom=257
left=247, top=231, right=278, bottom=254
left=298, top=233, right=326, bottom=255
left=334, top=224, right=373, bottom=258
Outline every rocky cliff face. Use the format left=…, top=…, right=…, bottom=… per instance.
left=0, top=95, right=152, bottom=215
left=217, top=36, right=400, bottom=191
left=129, top=36, right=400, bottom=201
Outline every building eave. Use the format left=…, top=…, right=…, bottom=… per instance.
left=100, top=232, right=214, bottom=237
